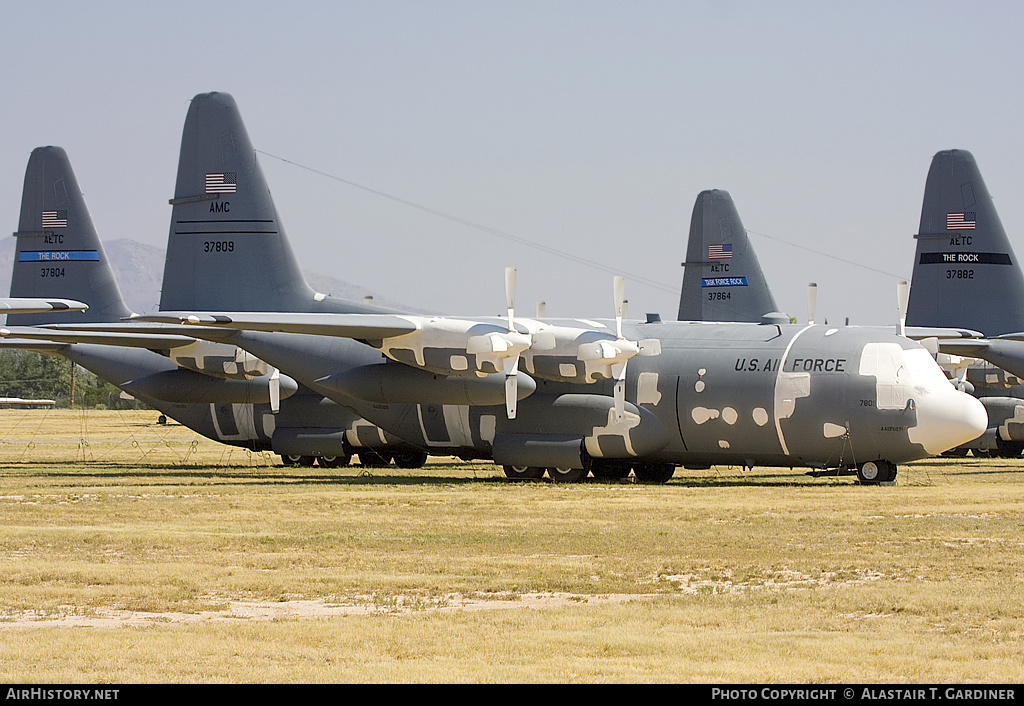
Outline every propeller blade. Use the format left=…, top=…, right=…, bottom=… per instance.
left=503, top=355, right=519, bottom=419
left=807, top=282, right=817, bottom=325
left=612, top=361, right=628, bottom=421
left=897, top=280, right=909, bottom=336
left=269, top=366, right=281, bottom=414
left=614, top=275, right=625, bottom=339
left=505, top=267, right=517, bottom=332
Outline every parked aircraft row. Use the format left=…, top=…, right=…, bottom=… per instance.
left=0, top=92, right=998, bottom=484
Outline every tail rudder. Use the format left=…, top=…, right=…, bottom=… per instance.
left=160, top=92, right=319, bottom=313
left=8, top=146, right=132, bottom=326
left=906, top=149, right=1024, bottom=336
left=678, top=189, right=779, bottom=322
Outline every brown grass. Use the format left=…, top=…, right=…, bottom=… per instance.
left=0, top=410, right=1022, bottom=683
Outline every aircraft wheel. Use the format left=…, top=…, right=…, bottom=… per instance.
left=857, top=460, right=895, bottom=484
left=392, top=450, right=428, bottom=468
left=359, top=450, right=392, bottom=467
left=941, top=447, right=969, bottom=458
left=280, top=454, right=298, bottom=467
left=317, top=455, right=350, bottom=468
left=995, top=438, right=1024, bottom=458
left=547, top=467, right=587, bottom=483
left=589, top=459, right=631, bottom=482
left=284, top=454, right=315, bottom=467
left=633, top=462, right=676, bottom=484
left=503, top=465, right=545, bottom=480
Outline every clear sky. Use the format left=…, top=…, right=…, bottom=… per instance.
left=2, top=0, right=1023, bottom=324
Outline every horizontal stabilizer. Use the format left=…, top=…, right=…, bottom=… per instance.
left=903, top=325, right=984, bottom=340
left=0, top=339, right=70, bottom=353
left=0, top=326, right=197, bottom=349
left=0, top=298, right=87, bottom=314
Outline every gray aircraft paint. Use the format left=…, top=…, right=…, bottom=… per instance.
left=139, top=94, right=987, bottom=481
left=3, top=145, right=406, bottom=463
left=9, top=147, right=132, bottom=327
left=906, top=149, right=1024, bottom=337
left=678, top=190, right=780, bottom=323
left=905, top=149, right=1024, bottom=456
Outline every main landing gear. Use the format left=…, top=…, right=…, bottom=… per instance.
left=856, top=459, right=897, bottom=485
left=501, top=460, right=676, bottom=484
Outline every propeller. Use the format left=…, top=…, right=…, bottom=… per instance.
left=807, top=282, right=817, bottom=325
left=462, top=269, right=533, bottom=418
left=896, top=280, right=909, bottom=336
left=576, top=276, right=642, bottom=421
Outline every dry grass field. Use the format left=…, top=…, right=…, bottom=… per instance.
left=0, top=409, right=1022, bottom=683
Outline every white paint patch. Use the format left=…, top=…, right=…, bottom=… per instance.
left=691, top=407, right=720, bottom=424
left=313, top=292, right=327, bottom=302
left=694, top=380, right=705, bottom=393
left=262, top=413, right=276, bottom=438
left=210, top=403, right=258, bottom=441
left=722, top=407, right=738, bottom=425
left=443, top=405, right=474, bottom=447
left=825, top=328, right=838, bottom=336
left=347, top=418, right=388, bottom=446
left=450, top=355, right=469, bottom=371
left=775, top=372, right=811, bottom=420
left=479, top=415, right=496, bottom=443
left=584, top=408, right=642, bottom=457
left=823, top=422, right=847, bottom=438
left=752, top=407, right=769, bottom=426
left=718, top=439, right=730, bottom=449
left=559, top=363, right=578, bottom=377
left=859, top=342, right=907, bottom=410
left=772, top=324, right=814, bottom=456
left=637, top=372, right=661, bottom=405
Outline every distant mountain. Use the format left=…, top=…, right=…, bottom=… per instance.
left=0, top=237, right=423, bottom=314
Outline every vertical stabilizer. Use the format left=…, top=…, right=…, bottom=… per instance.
left=678, top=189, right=779, bottom=322
left=8, top=147, right=132, bottom=326
left=906, top=150, right=1024, bottom=337
left=160, top=92, right=320, bottom=313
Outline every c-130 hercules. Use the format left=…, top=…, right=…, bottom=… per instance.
left=1, top=145, right=427, bottom=468
left=130, top=93, right=986, bottom=485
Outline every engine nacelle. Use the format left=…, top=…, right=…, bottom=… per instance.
left=121, top=368, right=298, bottom=404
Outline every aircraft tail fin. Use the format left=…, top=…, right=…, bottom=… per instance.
left=678, top=189, right=779, bottom=322
left=160, top=92, right=329, bottom=313
left=906, top=150, right=1024, bottom=337
left=8, top=146, right=132, bottom=326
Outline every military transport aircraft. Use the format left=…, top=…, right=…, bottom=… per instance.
left=0, top=145, right=423, bottom=468
left=120, top=94, right=986, bottom=485
left=905, top=149, right=1024, bottom=456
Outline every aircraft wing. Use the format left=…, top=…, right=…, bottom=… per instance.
left=39, top=321, right=241, bottom=340
left=934, top=339, right=992, bottom=357
left=903, top=326, right=985, bottom=340
left=133, top=312, right=421, bottom=340
left=0, top=298, right=88, bottom=314
left=0, top=326, right=197, bottom=349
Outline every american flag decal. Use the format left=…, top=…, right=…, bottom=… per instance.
left=708, top=243, right=733, bottom=259
left=41, top=210, right=68, bottom=228
left=947, top=212, right=976, bottom=230
left=205, top=172, right=237, bottom=193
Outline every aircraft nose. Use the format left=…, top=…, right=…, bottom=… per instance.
left=910, top=387, right=988, bottom=455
